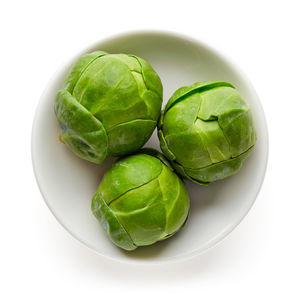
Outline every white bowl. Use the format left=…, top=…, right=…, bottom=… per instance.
left=32, top=31, right=268, bottom=264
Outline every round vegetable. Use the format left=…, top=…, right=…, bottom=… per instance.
left=158, top=81, right=256, bottom=184
left=55, top=51, right=163, bottom=164
left=91, top=149, right=190, bottom=251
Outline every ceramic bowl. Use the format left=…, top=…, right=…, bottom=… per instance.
left=32, top=31, right=268, bottom=264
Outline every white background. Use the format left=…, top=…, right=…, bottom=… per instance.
left=1, top=0, right=299, bottom=292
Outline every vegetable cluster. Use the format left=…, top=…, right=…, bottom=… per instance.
left=54, top=50, right=257, bottom=251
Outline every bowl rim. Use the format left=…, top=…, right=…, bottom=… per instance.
left=31, top=29, right=269, bottom=265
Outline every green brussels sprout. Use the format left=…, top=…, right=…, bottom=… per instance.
left=55, top=51, right=163, bottom=164
left=91, top=149, right=190, bottom=251
left=158, top=81, right=256, bottom=185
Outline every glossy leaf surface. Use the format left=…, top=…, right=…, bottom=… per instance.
left=55, top=51, right=163, bottom=163
left=158, top=81, right=256, bottom=184
left=91, top=150, right=190, bottom=250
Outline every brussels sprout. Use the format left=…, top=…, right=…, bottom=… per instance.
left=55, top=51, right=163, bottom=164
left=91, top=149, right=190, bottom=251
left=158, top=81, right=256, bottom=185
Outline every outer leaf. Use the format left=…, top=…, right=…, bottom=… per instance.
left=72, top=55, right=149, bottom=129
left=109, top=179, right=161, bottom=213
left=197, top=86, right=255, bottom=156
left=91, top=192, right=136, bottom=251
left=107, top=119, right=157, bottom=156
left=184, top=147, right=253, bottom=183
left=110, top=179, right=166, bottom=246
left=219, top=109, right=256, bottom=157
left=98, top=154, right=162, bottom=205
left=164, top=81, right=234, bottom=113
left=171, top=160, right=209, bottom=185
left=194, top=119, right=231, bottom=164
left=197, top=86, right=248, bottom=120
left=165, top=131, right=211, bottom=169
left=158, top=165, right=190, bottom=235
left=55, top=90, right=108, bottom=163
left=162, top=92, right=201, bottom=136
left=158, top=130, right=176, bottom=161
left=63, top=50, right=107, bottom=93
left=116, top=201, right=166, bottom=246
left=130, top=55, right=163, bottom=121
left=135, top=55, right=163, bottom=98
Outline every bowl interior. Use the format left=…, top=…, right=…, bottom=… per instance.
left=32, top=32, right=268, bottom=263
